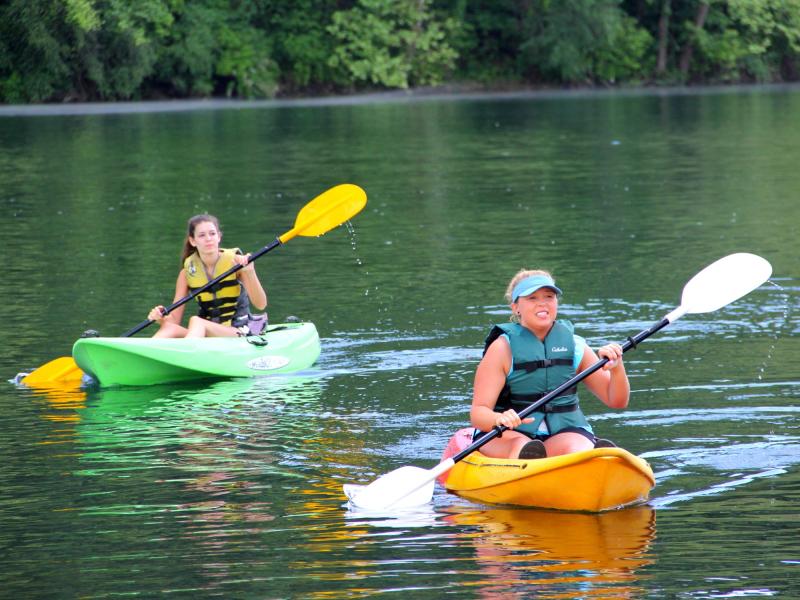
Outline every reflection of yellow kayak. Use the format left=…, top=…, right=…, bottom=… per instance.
left=445, top=505, right=655, bottom=597
left=448, top=504, right=656, bottom=566
left=440, top=428, right=655, bottom=512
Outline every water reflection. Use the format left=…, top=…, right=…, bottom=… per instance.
left=22, top=381, right=88, bottom=454
left=343, top=501, right=443, bottom=529
left=70, top=376, right=324, bottom=594
left=75, top=375, right=324, bottom=461
left=30, top=375, right=327, bottom=510
left=336, top=496, right=656, bottom=597
left=28, top=374, right=323, bottom=424
left=446, top=506, right=656, bottom=599
left=26, top=382, right=87, bottom=425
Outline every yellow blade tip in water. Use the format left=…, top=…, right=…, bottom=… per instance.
left=21, top=357, right=84, bottom=386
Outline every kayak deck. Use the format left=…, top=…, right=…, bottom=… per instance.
left=72, top=322, right=320, bottom=387
left=441, top=428, right=655, bottom=512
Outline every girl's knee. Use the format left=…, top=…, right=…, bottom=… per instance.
left=154, top=322, right=185, bottom=338
left=186, top=316, right=209, bottom=338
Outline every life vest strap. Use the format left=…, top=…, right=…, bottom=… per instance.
left=513, top=357, right=573, bottom=373
left=507, top=385, right=579, bottom=412
left=197, top=297, right=239, bottom=311
left=198, top=305, right=237, bottom=322
left=189, top=278, right=239, bottom=298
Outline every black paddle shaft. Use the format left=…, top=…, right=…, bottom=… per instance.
left=451, top=316, right=672, bottom=463
left=121, top=238, right=282, bottom=338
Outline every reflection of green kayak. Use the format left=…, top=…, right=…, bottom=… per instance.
left=72, top=322, right=321, bottom=387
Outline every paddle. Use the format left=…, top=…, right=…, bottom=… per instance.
left=344, top=252, right=773, bottom=510
left=21, top=184, right=368, bottom=386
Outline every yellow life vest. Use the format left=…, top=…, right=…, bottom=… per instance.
left=184, top=248, right=249, bottom=326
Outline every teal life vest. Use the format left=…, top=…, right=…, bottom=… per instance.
left=484, top=320, right=592, bottom=436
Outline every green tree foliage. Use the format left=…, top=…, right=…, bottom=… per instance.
left=327, top=0, right=459, bottom=88
left=258, top=0, right=340, bottom=92
left=149, top=2, right=220, bottom=97
left=81, top=0, right=174, bottom=99
left=624, top=0, right=800, bottom=83
left=0, top=0, right=276, bottom=101
left=518, top=0, right=652, bottom=84
left=691, top=0, right=800, bottom=82
left=213, top=20, right=276, bottom=98
left=446, top=0, right=527, bottom=82
left=1, top=0, right=799, bottom=103
left=1, top=0, right=82, bottom=102
left=146, top=1, right=276, bottom=99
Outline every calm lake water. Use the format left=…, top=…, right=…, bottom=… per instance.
left=1, top=86, right=799, bottom=598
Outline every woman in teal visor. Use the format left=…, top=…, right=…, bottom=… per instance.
left=470, top=269, right=629, bottom=459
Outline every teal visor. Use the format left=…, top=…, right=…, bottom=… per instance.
left=511, top=275, right=562, bottom=302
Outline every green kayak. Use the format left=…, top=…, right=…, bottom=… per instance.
left=72, top=322, right=321, bottom=387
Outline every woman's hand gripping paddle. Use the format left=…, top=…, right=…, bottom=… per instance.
left=343, top=253, right=773, bottom=511
left=20, top=184, right=368, bottom=387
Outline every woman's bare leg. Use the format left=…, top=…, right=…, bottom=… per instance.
left=478, top=431, right=534, bottom=459
left=153, top=322, right=189, bottom=338
left=543, top=431, right=594, bottom=457
left=185, top=316, right=239, bottom=338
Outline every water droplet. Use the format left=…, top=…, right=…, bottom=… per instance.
left=757, top=279, right=792, bottom=381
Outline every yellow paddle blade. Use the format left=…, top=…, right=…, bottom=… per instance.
left=279, top=184, right=367, bottom=244
left=22, top=356, right=84, bottom=386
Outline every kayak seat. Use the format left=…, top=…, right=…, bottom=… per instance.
left=518, top=440, right=547, bottom=459
left=594, top=438, right=617, bottom=448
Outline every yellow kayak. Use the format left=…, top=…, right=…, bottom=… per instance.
left=440, top=428, right=655, bottom=512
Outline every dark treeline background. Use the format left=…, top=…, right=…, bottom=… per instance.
left=2, top=0, right=799, bottom=103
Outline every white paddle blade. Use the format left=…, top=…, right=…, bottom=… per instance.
left=681, top=253, right=772, bottom=314
left=345, top=461, right=453, bottom=510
